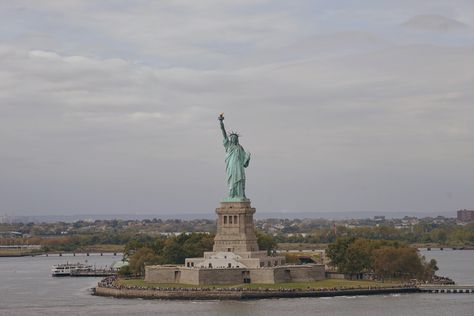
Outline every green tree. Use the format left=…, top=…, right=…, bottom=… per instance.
left=256, top=231, right=277, bottom=254
left=128, top=247, right=162, bottom=276
left=327, top=237, right=434, bottom=280
left=118, top=265, right=132, bottom=277
left=344, top=238, right=373, bottom=275
left=326, top=237, right=354, bottom=272
left=373, top=246, right=430, bottom=280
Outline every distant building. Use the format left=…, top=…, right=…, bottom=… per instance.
left=0, top=214, right=12, bottom=224
left=457, top=209, right=474, bottom=222
left=0, top=231, right=23, bottom=238
left=374, top=216, right=385, bottom=222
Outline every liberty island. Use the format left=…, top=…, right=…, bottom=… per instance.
left=91, top=116, right=471, bottom=300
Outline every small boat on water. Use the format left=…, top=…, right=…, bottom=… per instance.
left=51, top=262, right=92, bottom=276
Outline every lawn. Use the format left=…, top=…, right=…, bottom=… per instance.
left=118, top=278, right=401, bottom=290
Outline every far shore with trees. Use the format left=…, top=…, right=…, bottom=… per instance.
left=1, top=217, right=472, bottom=266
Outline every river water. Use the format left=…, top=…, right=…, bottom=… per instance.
left=0, top=250, right=473, bottom=316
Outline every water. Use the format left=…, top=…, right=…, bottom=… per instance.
left=421, top=249, right=474, bottom=284
left=0, top=251, right=473, bottom=316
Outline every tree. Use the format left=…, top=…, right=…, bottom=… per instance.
left=373, top=246, right=428, bottom=280
left=118, top=265, right=132, bottom=277
left=160, top=233, right=213, bottom=264
left=421, top=258, right=438, bottom=280
left=128, top=247, right=162, bottom=276
left=344, top=238, right=373, bottom=275
left=326, top=237, right=354, bottom=272
left=256, top=231, right=277, bottom=254
left=327, top=237, right=435, bottom=281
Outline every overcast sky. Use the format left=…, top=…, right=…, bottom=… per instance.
left=1, top=1, right=473, bottom=216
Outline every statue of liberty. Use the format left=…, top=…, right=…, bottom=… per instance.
left=218, top=113, right=251, bottom=201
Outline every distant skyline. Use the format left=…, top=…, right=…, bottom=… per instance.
left=1, top=1, right=473, bottom=216
left=2, top=210, right=459, bottom=224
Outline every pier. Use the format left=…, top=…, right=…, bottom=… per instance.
left=70, top=269, right=116, bottom=277
left=417, top=246, right=474, bottom=251
left=43, top=252, right=121, bottom=257
left=418, top=285, right=474, bottom=294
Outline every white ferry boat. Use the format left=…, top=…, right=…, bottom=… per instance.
left=51, top=262, right=92, bottom=276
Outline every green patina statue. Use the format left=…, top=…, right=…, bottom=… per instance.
left=218, top=113, right=251, bottom=201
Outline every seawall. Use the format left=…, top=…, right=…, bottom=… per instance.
left=94, top=286, right=419, bottom=300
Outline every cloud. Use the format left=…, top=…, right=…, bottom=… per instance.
left=0, top=1, right=474, bottom=215
left=129, top=112, right=165, bottom=121
left=402, top=14, right=469, bottom=31
left=28, top=50, right=61, bottom=59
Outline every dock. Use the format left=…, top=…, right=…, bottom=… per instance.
left=44, top=252, right=121, bottom=257
left=70, top=269, right=116, bottom=277
left=418, top=285, right=474, bottom=294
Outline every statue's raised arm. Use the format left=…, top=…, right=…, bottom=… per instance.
left=218, top=113, right=228, bottom=140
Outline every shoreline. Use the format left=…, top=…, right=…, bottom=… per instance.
left=0, top=252, right=43, bottom=258
left=0, top=251, right=122, bottom=258
left=93, top=285, right=419, bottom=300
left=1, top=245, right=473, bottom=258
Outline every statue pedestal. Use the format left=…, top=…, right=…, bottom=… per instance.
left=213, top=201, right=259, bottom=253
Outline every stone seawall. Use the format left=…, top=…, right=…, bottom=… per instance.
left=94, top=286, right=243, bottom=300
left=94, top=286, right=419, bottom=300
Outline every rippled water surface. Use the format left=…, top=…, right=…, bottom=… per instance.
left=0, top=250, right=473, bottom=316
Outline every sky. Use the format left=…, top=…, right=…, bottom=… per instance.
left=1, top=0, right=473, bottom=216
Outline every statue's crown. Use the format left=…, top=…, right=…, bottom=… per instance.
left=228, top=131, right=240, bottom=137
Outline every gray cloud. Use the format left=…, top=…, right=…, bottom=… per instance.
left=402, top=15, right=468, bottom=31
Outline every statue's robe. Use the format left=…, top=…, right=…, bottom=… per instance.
left=223, top=138, right=250, bottom=198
